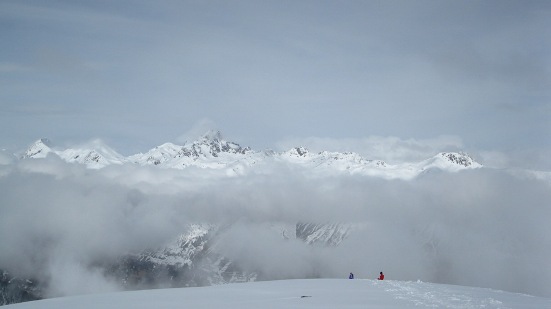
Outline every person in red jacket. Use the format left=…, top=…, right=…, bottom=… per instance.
left=378, top=272, right=384, bottom=280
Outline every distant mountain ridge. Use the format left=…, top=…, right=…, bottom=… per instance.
left=19, top=131, right=481, bottom=178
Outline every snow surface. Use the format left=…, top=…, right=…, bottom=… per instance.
left=5, top=279, right=550, bottom=309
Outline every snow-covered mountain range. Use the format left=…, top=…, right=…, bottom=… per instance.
left=18, top=130, right=481, bottom=179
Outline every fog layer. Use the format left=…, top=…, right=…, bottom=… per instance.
left=0, top=158, right=549, bottom=297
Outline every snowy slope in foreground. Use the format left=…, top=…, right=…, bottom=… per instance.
left=6, top=279, right=550, bottom=309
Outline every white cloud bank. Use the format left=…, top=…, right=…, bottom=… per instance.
left=0, top=158, right=549, bottom=298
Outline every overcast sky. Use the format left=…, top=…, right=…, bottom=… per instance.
left=1, top=1, right=550, bottom=168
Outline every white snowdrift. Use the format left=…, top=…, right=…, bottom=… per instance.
left=6, top=279, right=550, bottom=309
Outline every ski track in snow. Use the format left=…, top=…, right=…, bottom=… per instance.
left=381, top=280, right=508, bottom=308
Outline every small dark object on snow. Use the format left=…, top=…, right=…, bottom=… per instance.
left=300, top=295, right=312, bottom=298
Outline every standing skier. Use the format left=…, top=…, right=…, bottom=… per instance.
left=349, top=272, right=354, bottom=279
left=378, top=272, right=384, bottom=280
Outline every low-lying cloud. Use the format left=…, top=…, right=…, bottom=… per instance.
left=0, top=158, right=549, bottom=298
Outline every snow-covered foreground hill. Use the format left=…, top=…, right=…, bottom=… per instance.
left=5, top=279, right=550, bottom=309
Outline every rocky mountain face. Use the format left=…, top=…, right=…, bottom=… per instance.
left=20, top=138, right=52, bottom=159
left=0, top=270, right=41, bottom=306
left=127, top=131, right=252, bottom=169
left=105, top=224, right=255, bottom=290
left=296, top=223, right=351, bottom=247
left=439, top=152, right=479, bottom=168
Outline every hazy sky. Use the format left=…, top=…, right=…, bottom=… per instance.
left=1, top=1, right=550, bottom=168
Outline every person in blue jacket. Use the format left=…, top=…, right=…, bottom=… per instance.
left=349, top=272, right=354, bottom=279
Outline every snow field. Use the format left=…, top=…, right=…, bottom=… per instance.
left=5, top=279, right=550, bottom=309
